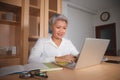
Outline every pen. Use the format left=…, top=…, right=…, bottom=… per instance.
left=35, top=72, right=48, bottom=78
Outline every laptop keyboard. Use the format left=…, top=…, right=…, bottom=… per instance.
left=66, top=62, right=76, bottom=68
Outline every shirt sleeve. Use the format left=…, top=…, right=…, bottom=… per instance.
left=68, top=40, right=79, bottom=56
left=28, top=38, right=55, bottom=63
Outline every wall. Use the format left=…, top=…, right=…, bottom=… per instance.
left=94, top=6, right=120, bottom=56
left=62, top=1, right=120, bottom=56
left=62, top=1, right=95, bottom=51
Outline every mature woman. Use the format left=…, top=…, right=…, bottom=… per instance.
left=28, top=14, right=79, bottom=63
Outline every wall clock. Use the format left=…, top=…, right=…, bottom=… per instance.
left=100, top=12, right=110, bottom=21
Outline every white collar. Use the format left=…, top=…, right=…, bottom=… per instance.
left=48, top=36, right=63, bottom=48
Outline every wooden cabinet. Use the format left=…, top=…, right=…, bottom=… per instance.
left=0, top=0, right=62, bottom=67
left=28, top=0, right=44, bottom=56
left=0, top=1, right=22, bottom=67
left=44, top=0, right=62, bottom=37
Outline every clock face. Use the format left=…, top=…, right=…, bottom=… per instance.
left=100, top=12, right=110, bottom=21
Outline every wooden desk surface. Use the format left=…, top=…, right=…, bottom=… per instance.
left=0, top=56, right=120, bottom=80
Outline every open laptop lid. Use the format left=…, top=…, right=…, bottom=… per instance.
left=75, top=38, right=110, bottom=69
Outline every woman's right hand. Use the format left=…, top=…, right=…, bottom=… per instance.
left=55, top=54, right=76, bottom=63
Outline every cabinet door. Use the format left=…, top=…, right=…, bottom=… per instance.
left=28, top=0, right=44, bottom=56
left=44, top=0, right=62, bottom=37
left=0, top=1, right=21, bottom=67
left=0, top=0, right=62, bottom=67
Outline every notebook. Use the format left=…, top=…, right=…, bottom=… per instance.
left=54, top=38, right=110, bottom=69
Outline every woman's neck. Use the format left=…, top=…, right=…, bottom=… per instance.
left=52, top=36, right=62, bottom=47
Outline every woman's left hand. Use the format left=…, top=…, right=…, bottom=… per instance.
left=55, top=54, right=77, bottom=63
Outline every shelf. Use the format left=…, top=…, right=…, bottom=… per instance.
left=30, top=0, right=40, bottom=8
left=28, top=36, right=40, bottom=41
left=0, top=0, right=22, bottom=7
left=0, top=19, right=19, bottom=25
left=49, top=9, right=57, bottom=13
left=30, top=5, right=39, bottom=9
left=0, top=2, right=21, bottom=23
left=0, top=57, right=20, bottom=68
left=49, top=12, right=57, bottom=19
left=29, top=6, right=40, bottom=16
left=0, top=2, right=21, bottom=14
left=0, top=54, right=19, bottom=59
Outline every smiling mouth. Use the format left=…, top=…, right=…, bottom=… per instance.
left=57, top=33, right=64, bottom=37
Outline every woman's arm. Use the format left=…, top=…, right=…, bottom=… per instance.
left=28, top=38, right=56, bottom=63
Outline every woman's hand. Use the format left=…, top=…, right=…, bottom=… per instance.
left=55, top=54, right=77, bottom=63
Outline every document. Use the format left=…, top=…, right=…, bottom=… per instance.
left=40, top=63, right=63, bottom=72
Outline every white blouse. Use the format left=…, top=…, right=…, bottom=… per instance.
left=28, top=37, right=79, bottom=63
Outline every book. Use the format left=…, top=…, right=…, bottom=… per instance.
left=40, top=63, right=63, bottom=72
left=0, top=63, right=63, bottom=76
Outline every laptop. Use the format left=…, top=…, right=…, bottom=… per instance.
left=54, top=38, right=110, bottom=69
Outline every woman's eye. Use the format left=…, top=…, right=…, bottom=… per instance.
left=56, top=26, right=60, bottom=29
left=63, top=27, right=67, bottom=30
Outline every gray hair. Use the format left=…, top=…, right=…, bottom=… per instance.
left=49, top=14, right=68, bottom=28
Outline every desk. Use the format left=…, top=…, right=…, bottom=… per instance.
left=0, top=56, right=120, bottom=80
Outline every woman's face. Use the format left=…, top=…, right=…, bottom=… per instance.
left=52, top=20, right=67, bottom=40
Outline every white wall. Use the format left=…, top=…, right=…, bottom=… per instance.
left=63, top=1, right=120, bottom=55
left=62, top=1, right=120, bottom=55
left=94, top=6, right=120, bottom=56
left=62, top=1, right=95, bottom=52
